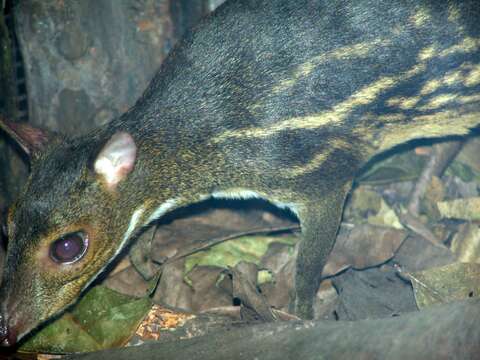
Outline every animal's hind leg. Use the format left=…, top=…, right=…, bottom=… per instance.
left=294, top=182, right=351, bottom=319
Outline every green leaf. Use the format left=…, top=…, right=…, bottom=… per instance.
left=20, top=286, right=152, bottom=354
left=446, top=160, right=476, bottom=182
left=184, top=235, right=297, bottom=277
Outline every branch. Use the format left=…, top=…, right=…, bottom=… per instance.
left=67, top=298, right=480, bottom=360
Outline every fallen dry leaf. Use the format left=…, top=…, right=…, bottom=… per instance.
left=450, top=222, right=480, bottom=263
left=408, top=262, right=480, bottom=309
left=135, top=305, right=194, bottom=341
left=323, top=224, right=407, bottom=276
left=437, top=197, right=480, bottom=220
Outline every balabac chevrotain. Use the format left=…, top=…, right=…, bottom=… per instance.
left=0, top=0, right=479, bottom=346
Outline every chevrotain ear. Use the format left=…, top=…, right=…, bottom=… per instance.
left=93, top=132, right=137, bottom=190
left=0, top=117, right=59, bottom=160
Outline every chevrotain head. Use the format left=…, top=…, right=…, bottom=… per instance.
left=0, top=119, right=138, bottom=346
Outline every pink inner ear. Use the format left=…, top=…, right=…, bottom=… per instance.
left=0, top=118, right=56, bottom=158
left=11, top=124, right=50, bottom=149
left=93, top=132, right=137, bottom=190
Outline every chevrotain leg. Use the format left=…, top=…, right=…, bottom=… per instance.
left=294, top=182, right=351, bottom=319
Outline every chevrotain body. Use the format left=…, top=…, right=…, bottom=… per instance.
left=0, top=0, right=479, bottom=345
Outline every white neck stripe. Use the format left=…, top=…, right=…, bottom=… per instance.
left=144, top=199, right=178, bottom=226
left=122, top=206, right=145, bottom=242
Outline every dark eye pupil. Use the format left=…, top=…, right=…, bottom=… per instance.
left=50, top=232, right=87, bottom=263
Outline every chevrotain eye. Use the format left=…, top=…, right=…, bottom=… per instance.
left=50, top=231, right=88, bottom=264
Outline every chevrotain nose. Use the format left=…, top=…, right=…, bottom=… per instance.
left=0, top=315, right=16, bottom=346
